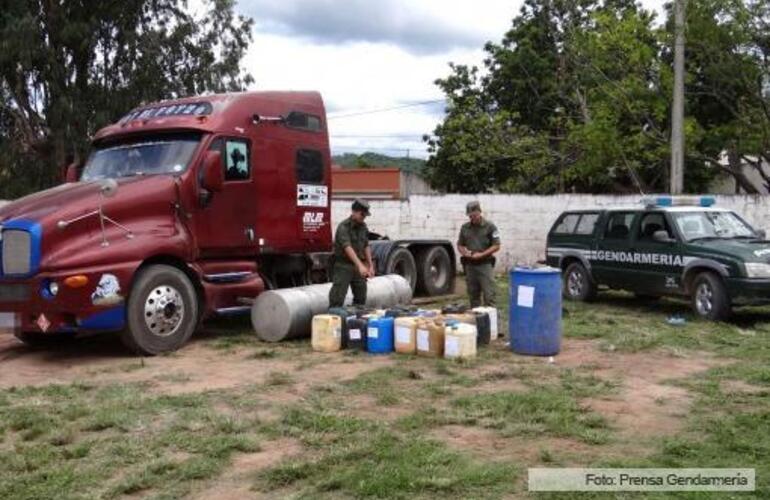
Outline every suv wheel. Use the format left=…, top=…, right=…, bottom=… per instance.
left=691, top=272, right=730, bottom=321
left=563, top=262, right=596, bottom=301
left=122, top=265, right=199, bottom=355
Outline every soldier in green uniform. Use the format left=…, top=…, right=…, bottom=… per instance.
left=457, top=201, right=501, bottom=307
left=329, top=199, right=375, bottom=308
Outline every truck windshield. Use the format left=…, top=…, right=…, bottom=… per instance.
left=81, top=133, right=201, bottom=181
left=672, top=211, right=757, bottom=241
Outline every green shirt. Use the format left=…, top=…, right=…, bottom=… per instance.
left=334, top=217, right=369, bottom=263
left=458, top=218, right=501, bottom=253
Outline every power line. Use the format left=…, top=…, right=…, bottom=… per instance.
left=331, top=134, right=434, bottom=139
left=327, top=99, right=446, bottom=120
left=331, top=145, right=428, bottom=153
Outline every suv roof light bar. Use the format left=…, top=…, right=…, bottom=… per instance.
left=641, top=195, right=716, bottom=208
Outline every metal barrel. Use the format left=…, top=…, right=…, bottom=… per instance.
left=252, top=275, right=412, bottom=342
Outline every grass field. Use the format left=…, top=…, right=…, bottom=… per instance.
left=0, top=277, right=768, bottom=499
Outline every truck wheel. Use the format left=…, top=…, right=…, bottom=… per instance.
left=416, top=245, right=452, bottom=296
left=385, top=247, right=417, bottom=292
left=122, top=265, right=199, bottom=355
left=563, top=262, right=597, bottom=302
left=691, top=272, right=730, bottom=321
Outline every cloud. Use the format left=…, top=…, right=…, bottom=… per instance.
left=240, top=0, right=492, bottom=54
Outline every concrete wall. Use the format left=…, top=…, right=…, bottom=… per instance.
left=4, top=195, right=770, bottom=272
left=333, top=194, right=770, bottom=271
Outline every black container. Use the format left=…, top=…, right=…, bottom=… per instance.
left=345, top=317, right=368, bottom=351
left=442, top=304, right=468, bottom=314
left=473, top=312, right=491, bottom=346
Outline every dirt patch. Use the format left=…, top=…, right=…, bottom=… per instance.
left=0, top=334, right=395, bottom=396
left=190, top=438, right=303, bottom=500
left=555, top=339, right=727, bottom=439
left=431, top=425, right=603, bottom=466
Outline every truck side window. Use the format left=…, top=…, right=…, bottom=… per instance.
left=296, top=149, right=324, bottom=184
left=224, top=139, right=250, bottom=181
left=553, top=213, right=580, bottom=234
left=604, top=212, right=635, bottom=240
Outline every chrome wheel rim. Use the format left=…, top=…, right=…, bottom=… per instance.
left=567, top=269, right=584, bottom=297
left=144, top=285, right=185, bottom=337
left=695, top=283, right=713, bottom=315
left=430, top=260, right=447, bottom=289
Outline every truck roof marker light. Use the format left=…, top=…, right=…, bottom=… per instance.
left=64, top=275, right=89, bottom=288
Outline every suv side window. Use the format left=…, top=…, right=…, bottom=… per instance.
left=604, top=212, right=635, bottom=240
left=553, top=213, right=580, bottom=234
left=575, top=213, right=599, bottom=235
left=638, top=213, right=673, bottom=240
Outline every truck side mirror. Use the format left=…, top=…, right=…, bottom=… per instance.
left=201, top=151, right=224, bottom=192
left=65, top=163, right=80, bottom=183
left=653, top=230, right=675, bottom=243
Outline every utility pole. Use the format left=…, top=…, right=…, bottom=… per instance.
left=670, top=0, right=686, bottom=194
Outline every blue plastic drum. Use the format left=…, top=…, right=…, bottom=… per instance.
left=509, top=267, right=562, bottom=356
left=367, top=316, right=394, bottom=354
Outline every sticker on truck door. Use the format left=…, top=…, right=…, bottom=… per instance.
left=297, top=184, right=328, bottom=207
left=302, top=212, right=325, bottom=234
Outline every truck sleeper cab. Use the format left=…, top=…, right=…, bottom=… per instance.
left=0, top=91, right=455, bottom=354
left=546, top=199, right=770, bottom=321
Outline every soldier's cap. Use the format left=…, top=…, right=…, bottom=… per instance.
left=352, top=198, right=371, bottom=216
left=466, top=201, right=482, bottom=214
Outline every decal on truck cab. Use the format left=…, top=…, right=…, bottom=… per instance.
left=297, top=184, right=328, bottom=207
left=92, top=274, right=124, bottom=306
left=302, top=212, right=325, bottom=233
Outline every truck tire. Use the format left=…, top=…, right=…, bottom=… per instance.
left=385, top=247, right=417, bottom=292
left=563, top=262, right=597, bottom=302
left=691, top=272, right=731, bottom=321
left=122, top=264, right=199, bottom=355
left=416, top=245, right=453, bottom=296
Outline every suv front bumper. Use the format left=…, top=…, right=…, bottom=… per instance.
left=726, top=277, right=770, bottom=305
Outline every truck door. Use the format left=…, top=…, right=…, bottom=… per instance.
left=592, top=211, right=638, bottom=288
left=194, top=136, right=257, bottom=257
left=632, top=212, right=684, bottom=294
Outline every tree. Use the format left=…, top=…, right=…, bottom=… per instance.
left=426, top=0, right=770, bottom=194
left=0, top=0, right=253, bottom=198
left=678, top=0, right=770, bottom=193
left=426, top=0, right=676, bottom=194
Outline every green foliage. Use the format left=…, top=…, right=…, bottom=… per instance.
left=426, top=0, right=770, bottom=194
left=332, top=152, right=426, bottom=174
left=0, top=0, right=253, bottom=198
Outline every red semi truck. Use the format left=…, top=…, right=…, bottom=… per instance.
left=0, top=92, right=455, bottom=354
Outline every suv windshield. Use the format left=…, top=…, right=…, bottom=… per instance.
left=82, top=133, right=201, bottom=181
left=672, top=211, right=757, bottom=241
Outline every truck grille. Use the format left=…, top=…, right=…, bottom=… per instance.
left=2, top=230, right=32, bottom=275
left=0, top=284, right=30, bottom=302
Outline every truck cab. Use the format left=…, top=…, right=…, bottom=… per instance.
left=0, top=92, right=334, bottom=354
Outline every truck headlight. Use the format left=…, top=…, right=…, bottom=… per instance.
left=745, top=262, right=770, bottom=278
left=48, top=281, right=59, bottom=296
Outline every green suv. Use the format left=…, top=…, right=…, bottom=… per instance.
left=546, top=197, right=770, bottom=320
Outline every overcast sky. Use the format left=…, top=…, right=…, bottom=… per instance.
left=236, top=0, right=667, bottom=159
